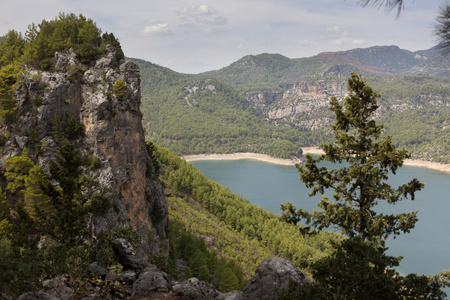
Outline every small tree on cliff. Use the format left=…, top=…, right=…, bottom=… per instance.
left=280, top=73, right=450, bottom=299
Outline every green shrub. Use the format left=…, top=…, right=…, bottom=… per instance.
left=112, top=79, right=127, bottom=100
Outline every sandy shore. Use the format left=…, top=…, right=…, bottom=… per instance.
left=181, top=152, right=301, bottom=166
left=181, top=147, right=450, bottom=174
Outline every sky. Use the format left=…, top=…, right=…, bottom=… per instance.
left=0, top=0, right=444, bottom=74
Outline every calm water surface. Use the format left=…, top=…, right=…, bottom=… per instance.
left=191, top=159, right=450, bottom=276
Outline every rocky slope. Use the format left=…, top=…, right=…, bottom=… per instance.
left=0, top=46, right=168, bottom=256
left=13, top=238, right=312, bottom=300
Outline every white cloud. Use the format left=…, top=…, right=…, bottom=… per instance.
left=177, top=4, right=227, bottom=26
left=320, top=26, right=350, bottom=40
left=294, top=40, right=319, bottom=47
left=143, top=23, right=172, bottom=36
left=318, top=25, right=365, bottom=47
left=0, top=0, right=441, bottom=73
left=331, top=38, right=366, bottom=46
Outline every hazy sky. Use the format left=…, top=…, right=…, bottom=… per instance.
left=0, top=0, right=443, bottom=73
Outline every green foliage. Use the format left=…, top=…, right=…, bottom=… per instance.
left=47, top=142, right=90, bottom=244
left=134, top=54, right=449, bottom=162
left=167, top=220, right=246, bottom=292
left=89, top=156, right=101, bottom=170
left=51, top=110, right=84, bottom=144
left=281, top=238, right=449, bottom=300
left=282, top=73, right=423, bottom=243
left=381, top=108, right=450, bottom=163
left=0, top=188, right=12, bottom=236
left=112, top=79, right=127, bottom=100
left=156, top=144, right=338, bottom=280
left=0, top=63, right=20, bottom=123
left=102, top=32, right=125, bottom=62
left=89, top=224, right=143, bottom=268
left=0, top=142, right=115, bottom=296
left=5, top=148, right=35, bottom=194
left=145, top=140, right=160, bottom=176
left=134, top=58, right=308, bottom=158
left=0, top=30, right=25, bottom=67
left=281, top=73, right=447, bottom=298
left=23, top=13, right=103, bottom=68
left=0, top=13, right=125, bottom=70
left=267, top=139, right=302, bottom=159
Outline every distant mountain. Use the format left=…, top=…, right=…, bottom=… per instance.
left=133, top=44, right=450, bottom=163
left=200, top=45, right=450, bottom=88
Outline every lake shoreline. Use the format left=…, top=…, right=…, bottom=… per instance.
left=181, top=147, right=450, bottom=174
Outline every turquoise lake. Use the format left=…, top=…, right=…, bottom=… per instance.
left=191, top=158, right=450, bottom=277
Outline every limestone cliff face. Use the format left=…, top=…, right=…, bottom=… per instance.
left=246, top=80, right=347, bottom=130
left=0, top=47, right=168, bottom=257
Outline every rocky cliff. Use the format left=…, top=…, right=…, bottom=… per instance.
left=246, top=79, right=347, bottom=130
left=0, top=46, right=168, bottom=256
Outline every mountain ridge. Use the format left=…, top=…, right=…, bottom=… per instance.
left=134, top=44, right=450, bottom=163
left=198, top=44, right=450, bottom=85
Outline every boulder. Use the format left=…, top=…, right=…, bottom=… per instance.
left=88, top=262, right=110, bottom=279
left=111, top=238, right=151, bottom=273
left=41, top=275, right=74, bottom=300
left=94, top=45, right=117, bottom=69
left=131, top=264, right=172, bottom=295
left=54, top=48, right=78, bottom=70
left=172, top=277, right=221, bottom=299
left=243, top=257, right=311, bottom=300
left=215, top=290, right=247, bottom=300
left=16, top=292, right=58, bottom=300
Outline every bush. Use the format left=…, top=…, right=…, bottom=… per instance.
left=113, top=79, right=127, bottom=100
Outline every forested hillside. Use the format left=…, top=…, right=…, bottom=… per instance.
left=135, top=58, right=307, bottom=158
left=135, top=51, right=450, bottom=163
left=151, top=142, right=338, bottom=284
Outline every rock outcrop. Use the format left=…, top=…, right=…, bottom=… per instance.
left=16, top=239, right=312, bottom=300
left=243, top=257, right=312, bottom=300
left=266, top=80, right=347, bottom=121
left=0, top=46, right=168, bottom=256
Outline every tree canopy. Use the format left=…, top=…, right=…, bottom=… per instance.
left=0, top=13, right=124, bottom=70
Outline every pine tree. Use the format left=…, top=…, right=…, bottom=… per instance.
left=48, top=142, right=87, bottom=244
left=280, top=73, right=449, bottom=299
left=281, top=73, right=423, bottom=244
left=0, top=188, right=12, bottom=236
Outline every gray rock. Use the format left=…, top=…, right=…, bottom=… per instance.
left=54, top=48, right=78, bottom=70
left=111, top=238, right=151, bottom=273
left=16, top=292, right=58, bottom=300
left=41, top=274, right=74, bottom=300
left=95, top=45, right=117, bottom=69
left=15, top=136, right=28, bottom=149
left=132, top=265, right=172, bottom=295
left=243, top=257, right=311, bottom=300
left=88, top=262, right=110, bottom=279
left=172, top=277, right=221, bottom=299
left=215, top=290, right=247, bottom=300
left=114, top=269, right=138, bottom=284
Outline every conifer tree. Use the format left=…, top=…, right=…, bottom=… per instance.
left=47, top=142, right=87, bottom=244
left=281, top=73, right=423, bottom=244
left=279, top=73, right=450, bottom=299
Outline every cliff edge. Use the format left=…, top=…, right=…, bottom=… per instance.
left=0, top=45, right=168, bottom=257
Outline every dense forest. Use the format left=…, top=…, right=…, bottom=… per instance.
left=136, top=58, right=307, bottom=158
left=135, top=56, right=450, bottom=163
left=152, top=142, right=338, bottom=277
